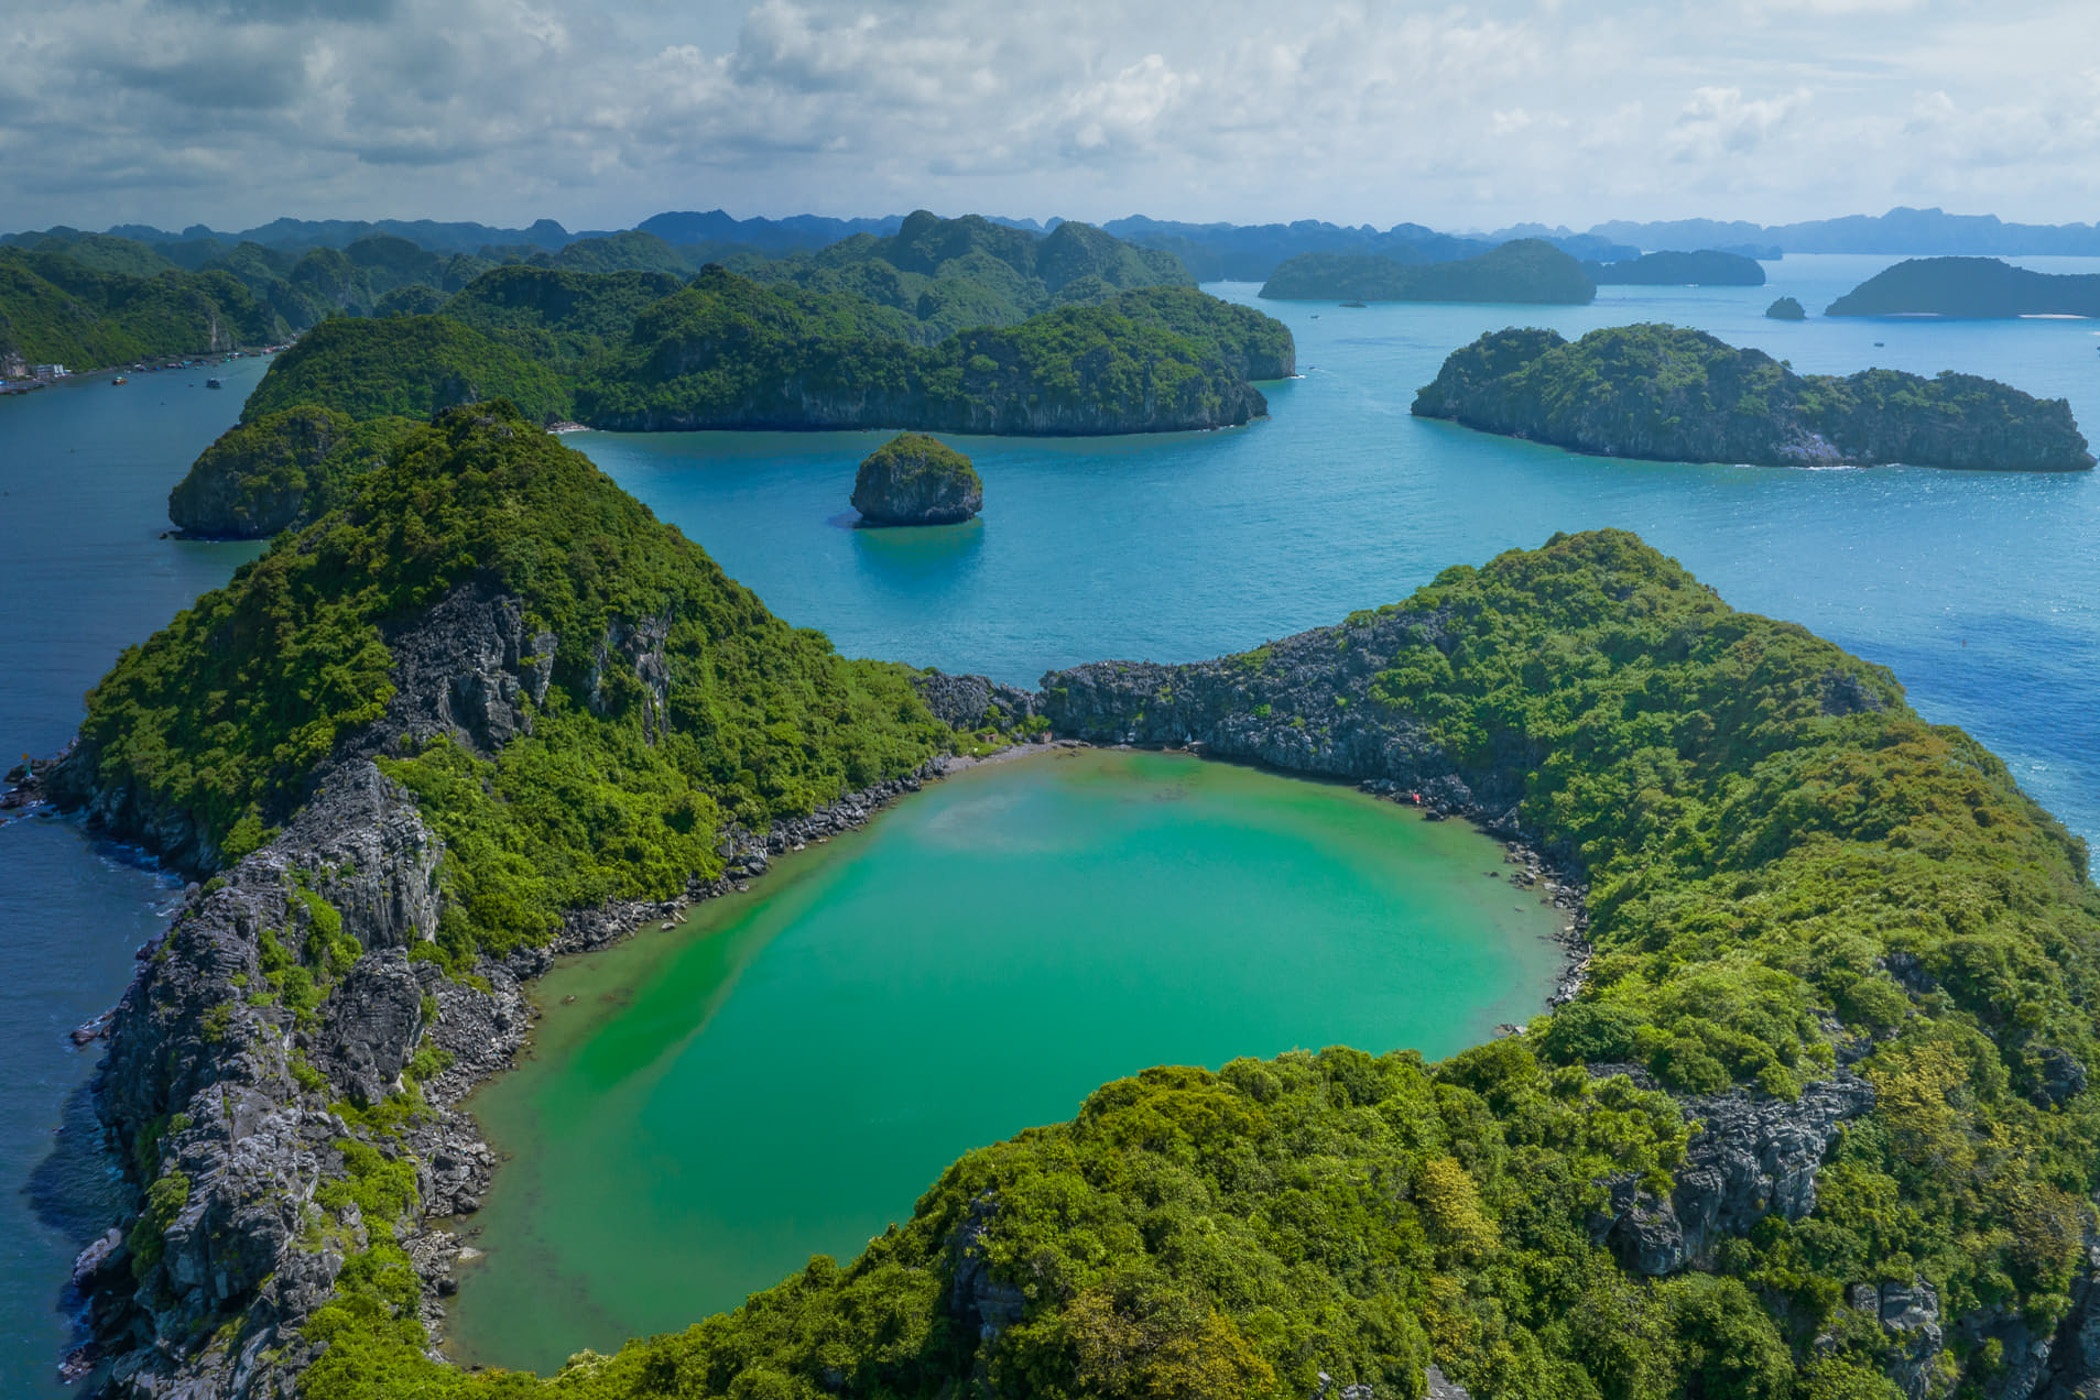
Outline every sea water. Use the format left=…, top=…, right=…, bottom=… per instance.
left=2, top=257, right=2098, bottom=1389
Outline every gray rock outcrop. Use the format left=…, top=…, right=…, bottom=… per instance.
left=912, top=671, right=1040, bottom=732
left=1590, top=1073, right=1876, bottom=1276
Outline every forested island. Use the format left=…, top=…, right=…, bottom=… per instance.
left=1258, top=239, right=1596, bottom=304
left=1584, top=249, right=1766, bottom=286
left=32, top=415, right=2100, bottom=1400
left=0, top=214, right=1292, bottom=436
left=156, top=215, right=1295, bottom=536
left=1826, top=256, right=2100, bottom=317
left=851, top=433, right=983, bottom=525
left=1412, top=323, right=2093, bottom=471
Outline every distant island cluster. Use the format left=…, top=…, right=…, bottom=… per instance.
left=10, top=194, right=2100, bottom=1400
left=4, top=203, right=2091, bottom=543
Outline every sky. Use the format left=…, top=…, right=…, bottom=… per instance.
left=2, top=0, right=2098, bottom=235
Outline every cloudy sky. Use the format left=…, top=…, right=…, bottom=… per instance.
left=3, top=0, right=2097, bottom=234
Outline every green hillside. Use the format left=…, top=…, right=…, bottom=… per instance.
left=745, top=210, right=1197, bottom=341
left=270, top=528, right=2100, bottom=1400
left=62, top=402, right=950, bottom=888
left=239, top=315, right=571, bottom=424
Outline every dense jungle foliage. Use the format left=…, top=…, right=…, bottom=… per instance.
left=218, top=264, right=1280, bottom=437
left=734, top=209, right=1195, bottom=342
left=0, top=214, right=1202, bottom=373
left=291, top=530, right=2100, bottom=1400
left=240, top=315, right=572, bottom=424
left=575, top=266, right=1269, bottom=432
left=0, top=230, right=518, bottom=365
left=154, top=226, right=1283, bottom=544
left=0, top=245, right=283, bottom=368
left=1411, top=324, right=2094, bottom=472
left=1259, top=239, right=1596, bottom=304
left=64, top=403, right=950, bottom=908
left=167, top=407, right=421, bottom=538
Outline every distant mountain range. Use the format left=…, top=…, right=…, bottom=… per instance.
left=10, top=205, right=2100, bottom=287
left=1588, top=207, right=2100, bottom=258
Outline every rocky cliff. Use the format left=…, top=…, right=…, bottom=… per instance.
left=41, top=522, right=2100, bottom=1400
left=1029, top=533, right=2100, bottom=1400
left=1412, top=323, right=2094, bottom=472
left=57, top=575, right=953, bottom=1398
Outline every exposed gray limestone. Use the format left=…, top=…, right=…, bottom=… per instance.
left=310, top=952, right=426, bottom=1107
left=379, top=580, right=555, bottom=757
left=1590, top=1074, right=1876, bottom=1276
left=911, top=670, right=1041, bottom=732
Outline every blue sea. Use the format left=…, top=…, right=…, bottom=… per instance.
left=2, top=256, right=2097, bottom=1391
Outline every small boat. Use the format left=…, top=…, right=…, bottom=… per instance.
left=205, top=377, right=223, bottom=390
left=111, top=376, right=127, bottom=386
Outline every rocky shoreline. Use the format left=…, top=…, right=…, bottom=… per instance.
left=19, top=616, right=1596, bottom=1397
left=17, top=586, right=1915, bottom=1397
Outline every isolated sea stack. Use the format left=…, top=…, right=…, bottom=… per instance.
left=852, top=432, right=983, bottom=525
left=1765, top=296, right=1807, bottom=321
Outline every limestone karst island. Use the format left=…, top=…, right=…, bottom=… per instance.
left=8, top=9, right=2100, bottom=1400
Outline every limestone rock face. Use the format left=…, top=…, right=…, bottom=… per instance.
left=852, top=433, right=983, bottom=525
left=312, top=951, right=427, bottom=1107
left=1588, top=1073, right=1876, bottom=1276
left=912, top=671, right=1040, bottom=731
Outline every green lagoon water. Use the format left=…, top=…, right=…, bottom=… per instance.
left=450, top=749, right=1565, bottom=1373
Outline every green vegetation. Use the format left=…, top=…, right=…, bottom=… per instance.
left=136, top=220, right=1284, bottom=535
left=741, top=210, right=1195, bottom=342
left=58, top=403, right=951, bottom=895
left=1413, top=323, right=2094, bottom=472
left=168, top=407, right=420, bottom=538
left=1110, top=286, right=1297, bottom=380
left=0, top=247, right=282, bottom=368
left=1767, top=297, right=1807, bottom=322
left=285, top=530, right=2100, bottom=1400
left=441, top=266, right=687, bottom=374
left=569, top=267, right=1273, bottom=435
left=1826, top=257, right=2100, bottom=318
left=0, top=230, right=517, bottom=369
left=1260, top=240, right=1596, bottom=304
left=240, top=316, right=571, bottom=424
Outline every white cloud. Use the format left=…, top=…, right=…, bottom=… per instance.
left=1666, top=86, right=1812, bottom=162
left=2, top=0, right=2100, bottom=232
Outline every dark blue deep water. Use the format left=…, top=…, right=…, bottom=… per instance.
left=3, top=256, right=2098, bottom=1389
